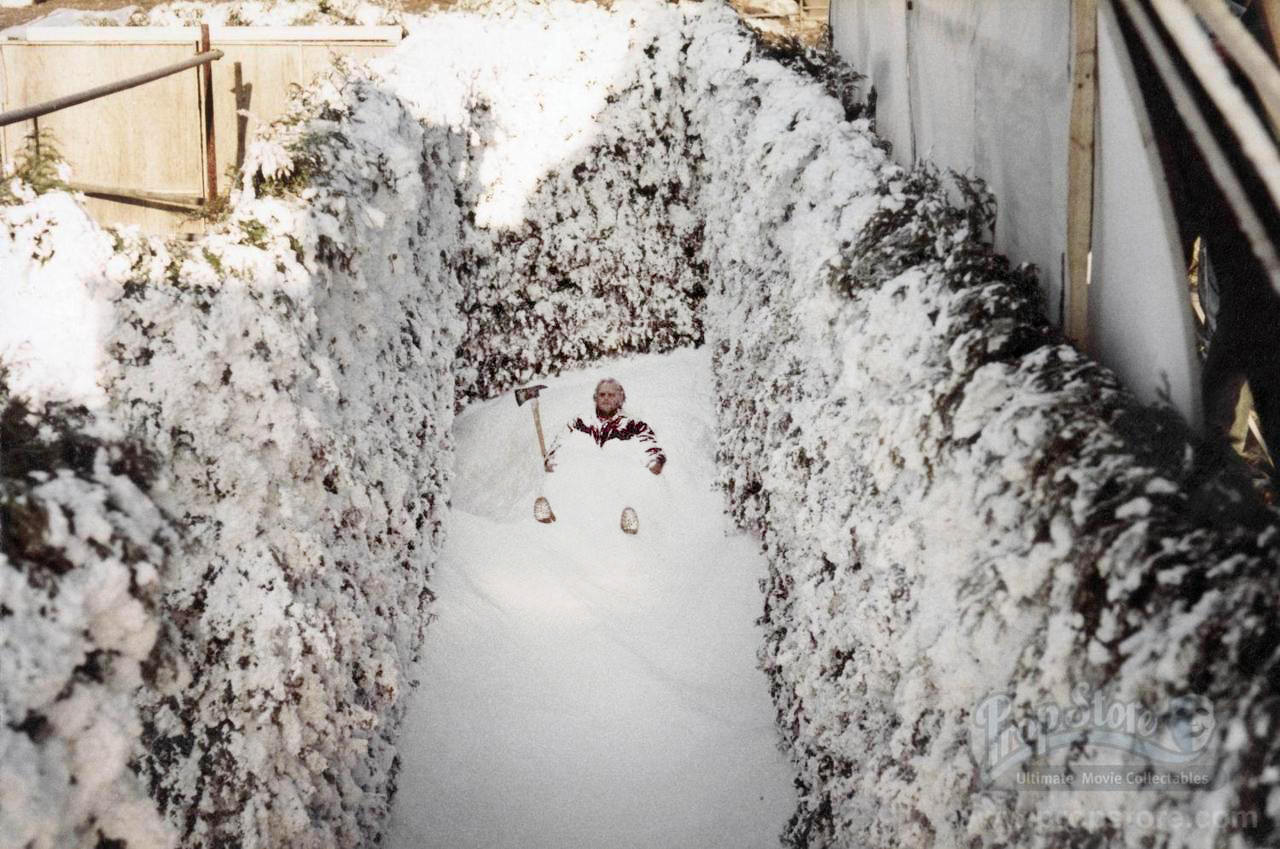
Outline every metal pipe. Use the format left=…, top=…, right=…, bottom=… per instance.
left=0, top=49, right=223, bottom=127
left=66, top=181, right=205, bottom=209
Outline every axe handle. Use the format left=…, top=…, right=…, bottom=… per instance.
left=531, top=398, right=549, bottom=463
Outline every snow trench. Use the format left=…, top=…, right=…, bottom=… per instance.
left=385, top=348, right=796, bottom=849
left=3, top=1, right=1279, bottom=848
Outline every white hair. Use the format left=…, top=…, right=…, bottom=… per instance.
left=594, top=378, right=625, bottom=403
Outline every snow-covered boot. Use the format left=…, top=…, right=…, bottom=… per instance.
left=620, top=506, right=638, bottom=535
left=534, top=496, right=556, bottom=524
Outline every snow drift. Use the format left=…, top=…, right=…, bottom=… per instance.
left=3, top=1, right=1279, bottom=848
left=387, top=349, right=797, bottom=849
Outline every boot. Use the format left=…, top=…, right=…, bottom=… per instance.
left=620, top=506, right=638, bottom=535
left=534, top=496, right=556, bottom=524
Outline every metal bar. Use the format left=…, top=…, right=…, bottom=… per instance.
left=66, top=181, right=205, bottom=208
left=0, top=49, right=223, bottom=127
left=200, top=24, right=217, bottom=201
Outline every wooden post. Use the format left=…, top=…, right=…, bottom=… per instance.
left=200, top=24, right=217, bottom=203
left=1065, top=0, right=1097, bottom=350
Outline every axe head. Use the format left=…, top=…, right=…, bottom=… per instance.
left=515, top=384, right=547, bottom=407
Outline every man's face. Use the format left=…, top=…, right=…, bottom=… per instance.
left=595, top=382, right=624, bottom=417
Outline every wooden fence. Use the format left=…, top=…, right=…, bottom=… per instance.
left=0, top=25, right=401, bottom=233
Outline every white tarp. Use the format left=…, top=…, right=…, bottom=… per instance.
left=1090, top=3, right=1201, bottom=424
left=832, top=0, right=1071, bottom=322
left=830, top=0, right=1202, bottom=428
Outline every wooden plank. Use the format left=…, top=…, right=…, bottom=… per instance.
left=1089, top=3, right=1204, bottom=425
left=0, top=42, right=203, bottom=194
left=0, top=48, right=221, bottom=126
left=1065, top=0, right=1097, bottom=349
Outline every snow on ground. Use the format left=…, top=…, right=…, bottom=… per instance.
left=0, top=191, right=114, bottom=407
left=373, top=4, right=635, bottom=229
left=1, top=0, right=398, bottom=28
left=388, top=347, right=795, bottom=849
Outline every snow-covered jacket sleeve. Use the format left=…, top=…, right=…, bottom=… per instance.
left=626, top=417, right=666, bottom=468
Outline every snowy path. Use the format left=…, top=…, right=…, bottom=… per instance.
left=388, top=349, right=795, bottom=849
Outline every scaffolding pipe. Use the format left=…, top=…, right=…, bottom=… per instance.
left=0, top=49, right=224, bottom=127
left=66, top=181, right=205, bottom=210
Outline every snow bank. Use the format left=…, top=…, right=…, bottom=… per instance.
left=692, top=39, right=1280, bottom=849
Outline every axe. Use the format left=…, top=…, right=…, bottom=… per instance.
left=515, top=384, right=549, bottom=465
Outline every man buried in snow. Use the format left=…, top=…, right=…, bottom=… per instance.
left=534, top=378, right=665, bottom=533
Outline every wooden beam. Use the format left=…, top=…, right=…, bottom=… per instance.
left=200, top=24, right=217, bottom=203
left=1123, top=0, right=1280, bottom=296
left=1065, top=0, right=1097, bottom=350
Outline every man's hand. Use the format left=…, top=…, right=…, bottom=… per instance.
left=544, top=457, right=556, bottom=473
left=648, top=459, right=665, bottom=475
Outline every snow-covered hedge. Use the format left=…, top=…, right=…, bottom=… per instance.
left=444, top=14, right=707, bottom=400
left=118, top=0, right=402, bottom=27
left=99, top=67, right=463, bottom=848
left=0, top=391, right=174, bottom=849
left=691, top=31, right=1280, bottom=849
left=3, top=62, right=463, bottom=848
